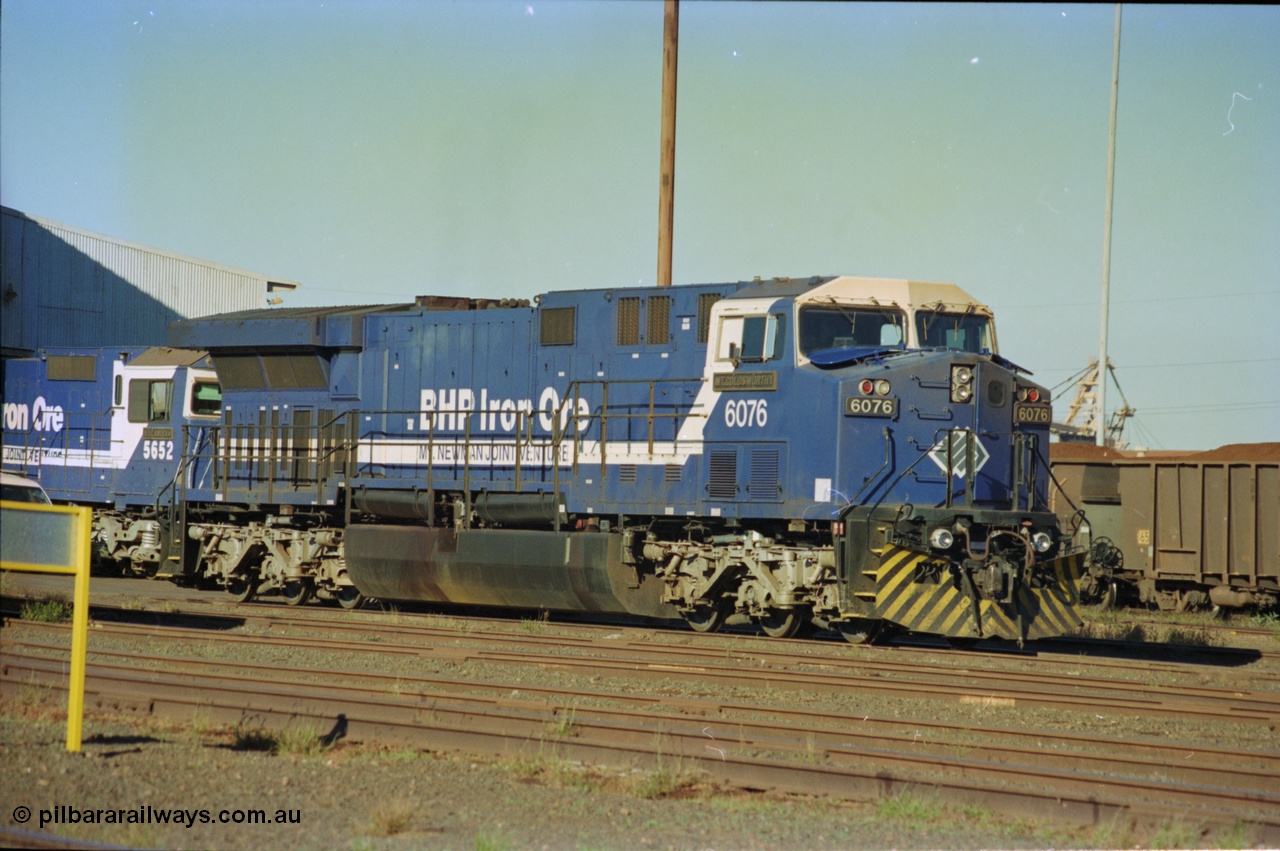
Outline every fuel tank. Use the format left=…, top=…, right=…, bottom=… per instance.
left=344, top=525, right=670, bottom=618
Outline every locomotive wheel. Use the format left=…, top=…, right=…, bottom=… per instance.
left=1098, top=581, right=1119, bottom=611
left=758, top=608, right=805, bottom=639
left=683, top=602, right=729, bottom=634
left=281, top=580, right=314, bottom=607
left=226, top=575, right=258, bottom=604
left=335, top=586, right=366, bottom=610
left=835, top=618, right=883, bottom=645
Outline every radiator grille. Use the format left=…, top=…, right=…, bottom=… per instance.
left=747, top=449, right=780, bottom=499
left=617, top=298, right=641, bottom=345
left=647, top=295, right=671, bottom=345
left=707, top=450, right=738, bottom=500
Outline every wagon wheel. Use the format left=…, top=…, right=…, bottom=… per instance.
left=335, top=586, right=366, bottom=611
left=835, top=617, right=883, bottom=645
left=1097, top=581, right=1119, bottom=611
left=758, top=607, right=805, bottom=639
left=281, top=579, right=314, bottom=607
left=226, top=575, right=258, bottom=604
left=683, top=601, right=729, bottom=634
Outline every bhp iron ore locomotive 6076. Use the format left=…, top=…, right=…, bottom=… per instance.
left=2, top=275, right=1084, bottom=643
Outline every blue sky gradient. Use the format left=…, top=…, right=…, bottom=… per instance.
left=2, top=1, right=1276, bottom=449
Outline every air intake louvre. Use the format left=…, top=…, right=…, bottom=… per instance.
left=619, top=464, right=637, bottom=483
left=647, top=295, right=671, bottom=345
left=664, top=464, right=682, bottom=483
left=697, top=293, right=720, bottom=343
left=617, top=298, right=641, bottom=345
left=748, top=449, right=780, bottom=499
left=707, top=450, right=737, bottom=500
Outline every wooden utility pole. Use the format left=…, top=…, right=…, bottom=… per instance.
left=656, top=0, right=678, bottom=287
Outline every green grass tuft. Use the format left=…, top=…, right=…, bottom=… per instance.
left=20, top=596, right=73, bottom=623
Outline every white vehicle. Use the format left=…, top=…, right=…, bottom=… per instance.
left=0, top=472, right=52, bottom=504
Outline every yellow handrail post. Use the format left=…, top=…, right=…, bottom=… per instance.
left=66, top=505, right=92, bottom=751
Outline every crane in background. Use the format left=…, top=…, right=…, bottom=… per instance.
left=1050, top=359, right=1136, bottom=448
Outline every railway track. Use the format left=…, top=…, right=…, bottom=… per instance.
left=4, top=606, right=1280, bottom=839
left=10, top=603, right=1280, bottom=725
left=5, top=643, right=1278, bottom=839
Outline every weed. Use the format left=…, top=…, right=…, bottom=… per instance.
left=232, top=717, right=331, bottom=756
left=521, top=609, right=550, bottom=634
left=121, top=598, right=145, bottom=611
left=628, top=764, right=697, bottom=799
left=546, top=707, right=577, bottom=737
left=188, top=707, right=219, bottom=738
left=473, top=829, right=509, bottom=851
left=875, top=791, right=943, bottom=822
left=1212, top=819, right=1259, bottom=850
left=502, top=752, right=545, bottom=779
left=13, top=673, right=55, bottom=709
left=1163, top=626, right=1216, bottom=647
left=1149, top=816, right=1204, bottom=849
left=273, top=722, right=331, bottom=757
left=545, top=757, right=596, bottom=792
left=1249, top=610, right=1280, bottom=632
left=20, top=596, right=73, bottom=623
left=367, top=799, right=415, bottom=836
left=232, top=718, right=276, bottom=752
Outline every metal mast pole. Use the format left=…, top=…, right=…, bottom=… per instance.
left=656, top=0, right=678, bottom=287
left=1097, top=3, right=1122, bottom=446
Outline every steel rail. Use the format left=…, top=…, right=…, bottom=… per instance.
left=9, top=637, right=1280, bottom=789
left=15, top=604, right=1280, bottom=713
left=11, top=616, right=1280, bottom=725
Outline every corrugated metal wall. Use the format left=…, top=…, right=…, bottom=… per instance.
left=2, top=206, right=290, bottom=355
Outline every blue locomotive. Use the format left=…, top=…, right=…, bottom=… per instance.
left=3, top=275, right=1083, bottom=642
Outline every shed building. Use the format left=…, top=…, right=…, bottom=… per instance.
left=1, top=206, right=298, bottom=358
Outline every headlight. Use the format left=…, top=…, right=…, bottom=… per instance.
left=929, top=528, right=955, bottom=550
left=874, top=379, right=891, bottom=396
left=950, top=365, right=974, bottom=403
left=1031, top=531, right=1054, bottom=553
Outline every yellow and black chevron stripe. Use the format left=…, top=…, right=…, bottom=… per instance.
left=869, top=545, right=1084, bottom=641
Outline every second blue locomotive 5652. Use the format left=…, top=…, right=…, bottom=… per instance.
left=2, top=275, right=1083, bottom=642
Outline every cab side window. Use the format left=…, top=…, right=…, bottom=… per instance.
left=128, top=379, right=174, bottom=423
left=190, top=381, right=222, bottom=417
left=717, top=315, right=786, bottom=362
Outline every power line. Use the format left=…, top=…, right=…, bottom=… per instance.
left=993, top=290, right=1279, bottom=311
left=1138, top=401, right=1280, bottom=415
left=1036, top=357, right=1280, bottom=374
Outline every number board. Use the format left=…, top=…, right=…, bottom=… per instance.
left=844, top=397, right=897, bottom=418
left=1014, top=404, right=1051, bottom=425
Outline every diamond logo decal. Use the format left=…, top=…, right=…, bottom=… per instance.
left=927, top=430, right=990, bottom=479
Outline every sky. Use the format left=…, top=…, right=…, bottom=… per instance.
left=2, top=1, right=1277, bottom=450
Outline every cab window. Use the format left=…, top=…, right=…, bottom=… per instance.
left=716, top=314, right=786, bottom=362
left=190, top=380, right=222, bottom=418
left=798, top=306, right=906, bottom=356
left=915, top=311, right=994, bottom=354
left=128, top=379, right=174, bottom=423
